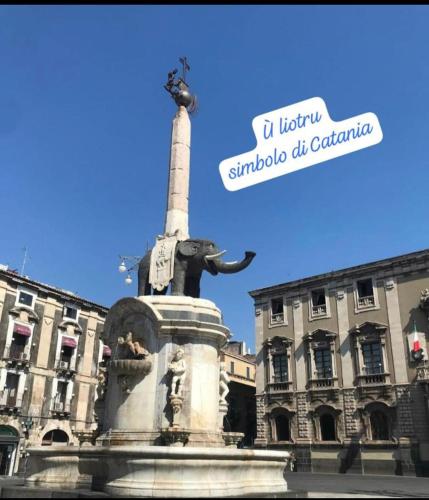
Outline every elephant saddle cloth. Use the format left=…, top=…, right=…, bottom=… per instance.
left=149, top=234, right=178, bottom=291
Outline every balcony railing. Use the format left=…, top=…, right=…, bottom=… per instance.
left=312, top=305, right=327, bottom=316
left=417, top=365, right=429, bottom=382
left=270, top=313, right=284, bottom=324
left=310, top=377, right=334, bottom=388
left=51, top=399, right=71, bottom=413
left=0, top=389, right=20, bottom=408
left=4, top=344, right=28, bottom=362
left=358, top=366, right=387, bottom=385
left=358, top=295, right=375, bottom=308
left=267, top=380, right=292, bottom=392
left=55, top=359, right=76, bottom=372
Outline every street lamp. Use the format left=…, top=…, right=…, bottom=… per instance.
left=117, top=255, right=142, bottom=286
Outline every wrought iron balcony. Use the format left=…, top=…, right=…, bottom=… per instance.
left=358, top=295, right=375, bottom=308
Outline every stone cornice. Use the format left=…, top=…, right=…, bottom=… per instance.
left=249, top=247, right=429, bottom=298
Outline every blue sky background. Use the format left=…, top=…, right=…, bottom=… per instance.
left=1, top=5, right=428, bottom=351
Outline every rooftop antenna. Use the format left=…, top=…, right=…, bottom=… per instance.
left=20, top=247, right=29, bottom=276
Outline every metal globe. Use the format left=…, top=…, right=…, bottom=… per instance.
left=174, top=89, right=193, bottom=108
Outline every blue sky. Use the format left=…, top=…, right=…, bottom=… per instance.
left=1, top=5, right=428, bottom=351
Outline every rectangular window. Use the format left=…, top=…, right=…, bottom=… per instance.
left=357, top=278, right=375, bottom=307
left=272, top=354, right=288, bottom=382
left=9, top=334, right=26, bottom=361
left=270, top=298, right=284, bottom=324
left=230, top=361, right=235, bottom=374
left=59, top=346, right=74, bottom=369
left=246, top=367, right=250, bottom=379
left=311, top=289, right=327, bottom=316
left=63, top=305, right=78, bottom=320
left=53, top=381, right=68, bottom=411
left=3, top=373, right=19, bottom=406
left=362, top=342, right=383, bottom=374
left=18, top=291, right=34, bottom=308
left=314, top=348, right=333, bottom=379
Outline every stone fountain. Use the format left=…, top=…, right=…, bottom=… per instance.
left=23, top=59, right=290, bottom=497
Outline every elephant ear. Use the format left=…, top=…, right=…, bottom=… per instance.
left=178, top=241, right=200, bottom=257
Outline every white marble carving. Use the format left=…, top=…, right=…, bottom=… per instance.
left=149, top=234, right=178, bottom=291
left=168, top=348, right=186, bottom=397
left=219, top=362, right=230, bottom=404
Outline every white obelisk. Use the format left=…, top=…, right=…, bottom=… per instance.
left=164, top=105, right=191, bottom=241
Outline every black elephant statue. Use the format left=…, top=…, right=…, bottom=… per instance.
left=138, top=238, right=256, bottom=298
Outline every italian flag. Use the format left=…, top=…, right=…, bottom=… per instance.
left=413, top=321, right=421, bottom=352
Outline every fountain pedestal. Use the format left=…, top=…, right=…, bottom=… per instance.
left=24, top=296, right=290, bottom=497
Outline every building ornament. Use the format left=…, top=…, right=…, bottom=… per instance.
left=384, top=278, right=395, bottom=290
left=113, top=332, right=153, bottom=393
left=420, top=288, right=429, bottom=318
left=9, top=305, right=39, bottom=323
left=58, top=318, right=83, bottom=335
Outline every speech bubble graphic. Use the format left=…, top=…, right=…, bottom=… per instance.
left=219, top=97, right=383, bottom=191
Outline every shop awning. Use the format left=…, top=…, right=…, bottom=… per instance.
left=103, top=345, right=112, bottom=357
left=62, top=337, right=77, bottom=348
left=13, top=324, right=31, bottom=337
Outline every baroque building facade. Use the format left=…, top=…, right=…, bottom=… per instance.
left=0, top=264, right=108, bottom=476
left=249, top=248, right=429, bottom=475
left=221, top=341, right=256, bottom=447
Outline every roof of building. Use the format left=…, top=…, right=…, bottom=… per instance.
left=249, top=247, right=429, bottom=298
left=0, top=265, right=108, bottom=313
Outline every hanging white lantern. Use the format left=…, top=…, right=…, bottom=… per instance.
left=125, top=274, right=132, bottom=285
left=118, top=260, right=127, bottom=273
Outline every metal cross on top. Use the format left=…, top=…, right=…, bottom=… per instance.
left=179, top=56, right=190, bottom=83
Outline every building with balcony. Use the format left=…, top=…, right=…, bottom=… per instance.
left=221, top=341, right=256, bottom=447
left=0, top=264, right=108, bottom=475
left=249, top=248, right=429, bottom=475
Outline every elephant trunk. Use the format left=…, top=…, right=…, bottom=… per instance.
left=204, top=251, right=256, bottom=274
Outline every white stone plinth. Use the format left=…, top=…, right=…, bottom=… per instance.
left=25, top=445, right=290, bottom=497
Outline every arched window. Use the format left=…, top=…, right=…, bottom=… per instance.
left=42, top=429, right=69, bottom=446
left=320, top=413, right=336, bottom=441
left=370, top=410, right=389, bottom=440
left=275, top=414, right=290, bottom=441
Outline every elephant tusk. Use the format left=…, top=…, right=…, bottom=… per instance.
left=205, top=250, right=227, bottom=261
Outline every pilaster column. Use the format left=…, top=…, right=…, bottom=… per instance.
left=292, top=298, right=306, bottom=391
left=336, top=289, right=354, bottom=387
left=384, top=277, right=408, bottom=384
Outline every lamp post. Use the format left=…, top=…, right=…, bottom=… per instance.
left=118, top=255, right=142, bottom=286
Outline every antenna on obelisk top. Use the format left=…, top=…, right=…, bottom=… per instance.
left=163, top=57, right=197, bottom=241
